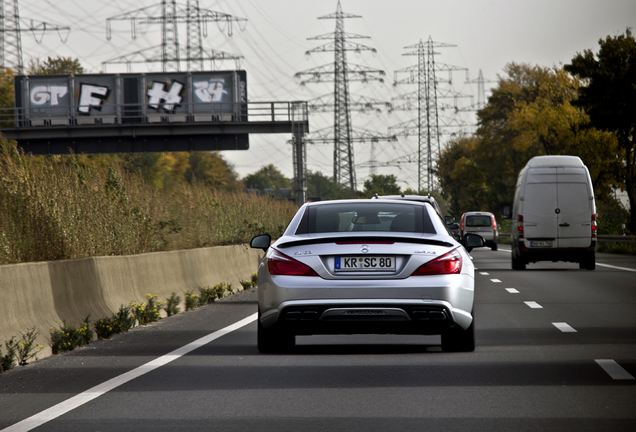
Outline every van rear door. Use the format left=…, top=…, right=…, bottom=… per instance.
left=556, top=167, right=593, bottom=248
left=523, top=168, right=558, bottom=245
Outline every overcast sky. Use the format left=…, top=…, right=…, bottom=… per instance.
left=16, top=0, right=636, bottom=190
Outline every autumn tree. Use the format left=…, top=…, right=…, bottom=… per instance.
left=362, top=174, right=401, bottom=197
left=306, top=170, right=351, bottom=201
left=437, top=62, right=623, bottom=226
left=27, top=56, right=84, bottom=75
left=565, top=28, right=636, bottom=232
left=185, top=152, right=241, bottom=191
left=243, top=164, right=291, bottom=191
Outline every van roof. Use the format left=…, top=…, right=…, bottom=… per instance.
left=526, top=155, right=584, bottom=167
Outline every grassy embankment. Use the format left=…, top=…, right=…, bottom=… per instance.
left=0, top=143, right=298, bottom=265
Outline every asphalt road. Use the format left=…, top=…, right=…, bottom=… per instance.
left=1, top=248, right=635, bottom=431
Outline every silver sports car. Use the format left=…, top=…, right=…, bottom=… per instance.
left=250, top=198, right=484, bottom=353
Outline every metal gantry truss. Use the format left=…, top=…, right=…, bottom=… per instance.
left=0, top=0, right=70, bottom=74
left=103, top=0, right=246, bottom=72
left=294, top=0, right=392, bottom=192
left=389, top=36, right=471, bottom=192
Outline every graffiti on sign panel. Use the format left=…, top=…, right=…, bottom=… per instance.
left=30, top=85, right=68, bottom=106
left=77, top=84, right=110, bottom=114
left=193, top=79, right=229, bottom=103
left=147, top=81, right=184, bottom=112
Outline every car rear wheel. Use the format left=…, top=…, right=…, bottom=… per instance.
left=441, top=316, right=475, bottom=352
left=491, top=242, right=498, bottom=251
left=257, top=310, right=295, bottom=353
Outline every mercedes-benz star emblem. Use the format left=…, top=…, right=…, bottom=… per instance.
left=360, top=245, right=370, bottom=253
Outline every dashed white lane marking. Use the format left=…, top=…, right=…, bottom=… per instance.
left=552, top=322, right=577, bottom=332
left=524, top=301, right=543, bottom=309
left=479, top=272, right=489, bottom=275
left=506, top=288, right=520, bottom=293
left=0, top=313, right=259, bottom=432
left=595, top=359, right=635, bottom=380
left=596, top=263, right=636, bottom=273
left=490, top=279, right=502, bottom=283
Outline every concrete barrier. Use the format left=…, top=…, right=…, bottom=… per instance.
left=0, top=244, right=263, bottom=361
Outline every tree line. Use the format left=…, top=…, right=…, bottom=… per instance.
left=436, top=29, right=635, bottom=234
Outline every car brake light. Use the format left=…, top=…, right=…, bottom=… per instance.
left=591, top=214, right=597, bottom=238
left=267, top=249, right=318, bottom=276
left=412, top=249, right=462, bottom=276
left=517, top=215, right=524, bottom=239
left=492, top=215, right=497, bottom=230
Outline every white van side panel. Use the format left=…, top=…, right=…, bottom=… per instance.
left=556, top=167, right=593, bottom=248
left=521, top=167, right=558, bottom=244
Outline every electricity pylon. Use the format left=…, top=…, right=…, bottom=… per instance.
left=295, top=0, right=391, bottom=191
left=0, top=0, right=70, bottom=74
left=104, top=0, right=246, bottom=72
left=389, top=36, right=471, bottom=192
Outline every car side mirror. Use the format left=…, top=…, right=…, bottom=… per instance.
left=250, top=234, right=271, bottom=251
left=444, top=215, right=455, bottom=225
left=462, top=233, right=485, bottom=252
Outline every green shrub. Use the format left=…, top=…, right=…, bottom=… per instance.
left=50, top=316, right=93, bottom=355
left=132, top=294, right=163, bottom=325
left=250, top=272, right=258, bottom=287
left=184, top=290, right=200, bottom=311
left=199, top=286, right=216, bottom=304
left=239, top=279, right=252, bottom=290
left=1, top=337, right=17, bottom=372
left=94, top=305, right=136, bottom=339
left=165, top=292, right=181, bottom=317
left=15, top=328, right=43, bottom=366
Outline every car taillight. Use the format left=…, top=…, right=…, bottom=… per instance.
left=267, top=249, right=318, bottom=276
left=591, top=214, right=597, bottom=238
left=412, top=249, right=462, bottom=276
left=492, top=215, right=497, bottom=230
left=517, top=215, right=524, bottom=239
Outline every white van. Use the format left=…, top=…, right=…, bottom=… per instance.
left=511, top=156, right=597, bottom=270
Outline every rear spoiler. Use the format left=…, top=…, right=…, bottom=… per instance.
left=277, top=236, right=453, bottom=249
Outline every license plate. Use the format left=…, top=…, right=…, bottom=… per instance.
left=530, top=241, right=553, bottom=247
left=335, top=256, right=395, bottom=272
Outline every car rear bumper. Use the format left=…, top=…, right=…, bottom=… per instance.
left=259, top=298, right=473, bottom=335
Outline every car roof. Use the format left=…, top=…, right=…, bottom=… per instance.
left=462, top=211, right=494, bottom=216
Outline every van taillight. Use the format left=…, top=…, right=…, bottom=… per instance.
left=591, top=214, right=597, bottom=238
left=517, top=215, right=524, bottom=239
left=492, top=215, right=497, bottom=230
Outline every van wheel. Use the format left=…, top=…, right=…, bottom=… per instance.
left=579, top=253, right=595, bottom=271
left=512, top=253, right=526, bottom=270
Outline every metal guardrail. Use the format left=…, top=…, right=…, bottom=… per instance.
left=498, top=233, right=636, bottom=244
left=0, top=101, right=308, bottom=128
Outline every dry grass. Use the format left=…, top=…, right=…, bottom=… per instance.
left=0, top=142, right=297, bottom=264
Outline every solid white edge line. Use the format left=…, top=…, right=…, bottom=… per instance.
left=596, top=263, right=636, bottom=273
left=497, top=248, right=636, bottom=272
left=552, top=322, right=577, bottom=332
left=595, top=359, right=635, bottom=380
left=1, top=313, right=259, bottom=432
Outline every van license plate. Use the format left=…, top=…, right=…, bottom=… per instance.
left=335, top=256, right=395, bottom=272
left=530, top=241, right=553, bottom=247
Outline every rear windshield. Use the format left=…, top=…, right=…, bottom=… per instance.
left=465, top=215, right=492, bottom=227
left=296, top=202, right=436, bottom=234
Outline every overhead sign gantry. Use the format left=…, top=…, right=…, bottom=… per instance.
left=1, top=71, right=308, bottom=156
